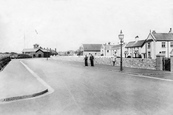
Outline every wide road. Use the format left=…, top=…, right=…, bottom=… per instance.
left=0, top=58, right=173, bottom=115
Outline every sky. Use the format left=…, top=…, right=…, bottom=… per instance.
left=0, top=0, right=173, bottom=53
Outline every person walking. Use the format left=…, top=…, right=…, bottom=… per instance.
left=84, top=55, right=88, bottom=66
left=89, top=54, right=94, bottom=66
left=112, top=54, right=117, bottom=66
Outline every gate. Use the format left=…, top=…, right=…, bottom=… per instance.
left=162, top=57, right=171, bottom=71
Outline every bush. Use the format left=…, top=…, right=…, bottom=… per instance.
left=0, top=56, right=11, bottom=70
left=17, top=54, right=32, bottom=59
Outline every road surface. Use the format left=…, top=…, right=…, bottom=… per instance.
left=0, top=58, right=173, bottom=115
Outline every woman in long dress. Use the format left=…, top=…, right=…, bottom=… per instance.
left=84, top=55, right=88, bottom=66
left=89, top=54, right=94, bottom=66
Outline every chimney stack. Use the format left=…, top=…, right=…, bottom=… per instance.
left=169, top=28, right=172, bottom=33
left=135, top=36, right=139, bottom=42
left=152, top=30, right=156, bottom=34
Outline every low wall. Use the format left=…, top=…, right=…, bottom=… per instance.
left=0, top=56, right=11, bottom=71
left=51, top=56, right=156, bottom=70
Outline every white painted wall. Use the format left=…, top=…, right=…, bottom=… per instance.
left=83, top=51, right=101, bottom=56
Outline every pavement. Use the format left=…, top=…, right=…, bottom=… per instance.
left=50, top=57, right=173, bottom=80
left=0, top=59, right=48, bottom=103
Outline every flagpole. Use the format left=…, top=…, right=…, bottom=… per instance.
left=23, top=32, right=25, bottom=54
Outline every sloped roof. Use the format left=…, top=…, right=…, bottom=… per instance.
left=132, top=40, right=145, bottom=47
left=153, top=33, right=173, bottom=41
left=23, top=48, right=38, bottom=52
left=83, top=44, right=102, bottom=51
left=125, top=41, right=135, bottom=48
left=111, top=44, right=121, bottom=50
left=23, top=48, right=50, bottom=53
left=38, top=49, right=50, bottom=53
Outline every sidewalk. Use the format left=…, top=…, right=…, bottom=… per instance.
left=51, top=58, right=173, bottom=81
left=0, top=59, right=48, bottom=102
left=96, top=64, right=173, bottom=80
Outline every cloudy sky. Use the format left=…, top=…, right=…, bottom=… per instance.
left=0, top=0, right=173, bottom=52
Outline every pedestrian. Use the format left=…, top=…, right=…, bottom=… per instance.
left=112, top=54, right=117, bottom=66
left=84, top=55, right=88, bottom=66
left=89, top=54, right=94, bottom=66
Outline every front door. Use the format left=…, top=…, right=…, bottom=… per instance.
left=163, top=57, right=171, bottom=71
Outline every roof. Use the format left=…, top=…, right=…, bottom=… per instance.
left=111, top=44, right=121, bottom=50
left=23, top=48, right=50, bottom=53
left=132, top=40, right=145, bottom=47
left=23, top=48, right=38, bottom=52
left=153, top=33, right=173, bottom=41
left=83, top=44, right=102, bottom=51
left=125, top=41, right=135, bottom=48
left=37, top=49, right=50, bottom=53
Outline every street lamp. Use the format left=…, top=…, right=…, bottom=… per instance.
left=118, top=30, right=124, bottom=71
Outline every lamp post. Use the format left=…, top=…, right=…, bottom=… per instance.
left=118, top=30, right=124, bottom=71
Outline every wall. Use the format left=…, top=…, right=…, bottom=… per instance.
left=83, top=51, right=101, bottom=56
left=52, top=56, right=156, bottom=70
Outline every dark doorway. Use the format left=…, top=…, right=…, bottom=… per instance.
left=163, top=57, right=171, bottom=71
left=38, top=54, right=42, bottom=57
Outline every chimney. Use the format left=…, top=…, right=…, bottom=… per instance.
left=169, top=28, right=172, bottom=33
left=135, top=36, right=139, bottom=42
left=152, top=30, right=156, bottom=34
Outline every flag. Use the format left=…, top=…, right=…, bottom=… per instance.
left=35, top=29, right=38, bottom=34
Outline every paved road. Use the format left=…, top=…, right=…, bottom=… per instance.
left=0, top=58, right=173, bottom=115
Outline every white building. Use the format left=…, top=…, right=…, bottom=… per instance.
left=101, top=42, right=126, bottom=57
left=81, top=44, right=102, bottom=56
left=145, top=29, right=173, bottom=59
left=125, top=36, right=146, bottom=58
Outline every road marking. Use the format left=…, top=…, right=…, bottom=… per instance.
left=20, top=61, right=54, bottom=94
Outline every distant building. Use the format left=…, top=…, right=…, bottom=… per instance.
left=101, top=42, right=126, bottom=57
left=81, top=44, right=102, bottom=56
left=22, top=44, right=54, bottom=58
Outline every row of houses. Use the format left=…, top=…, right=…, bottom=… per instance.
left=79, top=28, right=173, bottom=59
left=22, top=44, right=57, bottom=58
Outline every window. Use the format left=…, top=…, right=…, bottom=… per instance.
left=107, top=50, right=109, bottom=53
left=170, top=42, right=173, bottom=47
left=162, top=42, right=166, bottom=48
left=148, top=43, right=150, bottom=49
left=148, top=51, right=151, bottom=58
left=161, top=51, right=166, bottom=54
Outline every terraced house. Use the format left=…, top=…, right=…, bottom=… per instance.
left=145, top=28, right=173, bottom=59
left=125, top=36, right=146, bottom=58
